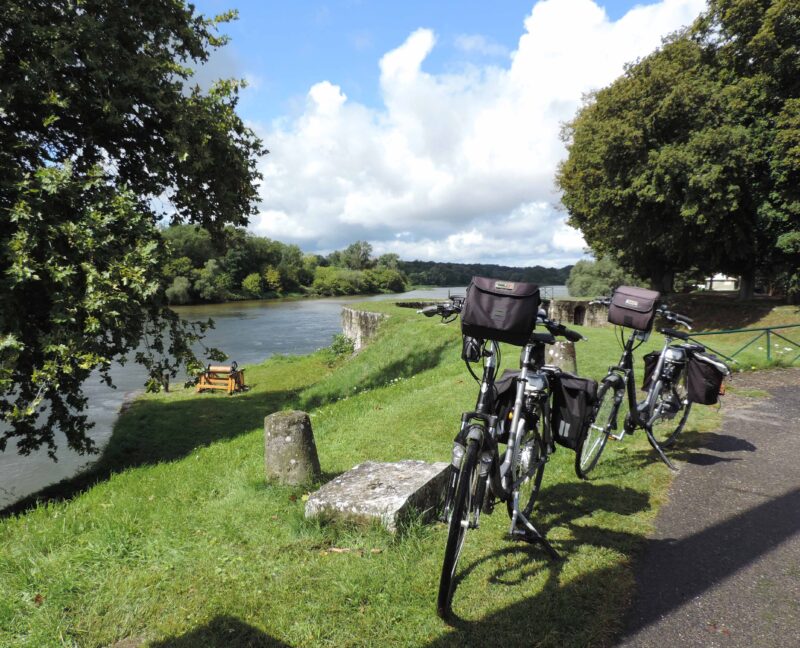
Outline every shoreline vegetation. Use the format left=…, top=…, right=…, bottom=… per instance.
left=160, top=224, right=572, bottom=306
left=1, top=299, right=797, bottom=646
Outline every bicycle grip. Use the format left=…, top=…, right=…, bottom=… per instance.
left=419, top=305, right=439, bottom=317
left=564, top=329, right=583, bottom=342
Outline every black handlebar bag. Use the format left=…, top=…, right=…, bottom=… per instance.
left=461, top=277, right=540, bottom=346
left=608, top=285, right=661, bottom=331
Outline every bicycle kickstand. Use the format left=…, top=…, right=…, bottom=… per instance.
left=511, top=513, right=560, bottom=560
left=644, top=427, right=677, bottom=471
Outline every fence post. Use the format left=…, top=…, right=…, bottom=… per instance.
left=767, top=329, right=771, bottom=362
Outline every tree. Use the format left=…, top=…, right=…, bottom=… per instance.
left=557, top=0, right=800, bottom=298
left=341, top=241, right=375, bottom=270
left=0, top=1, right=265, bottom=456
left=241, top=272, right=263, bottom=297
left=566, top=256, right=642, bottom=297
left=162, top=225, right=215, bottom=268
left=377, top=253, right=400, bottom=270
left=262, top=265, right=282, bottom=293
left=166, top=276, right=193, bottom=305
left=193, top=260, right=232, bottom=302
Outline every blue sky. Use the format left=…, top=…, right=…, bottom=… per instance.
left=190, top=0, right=707, bottom=266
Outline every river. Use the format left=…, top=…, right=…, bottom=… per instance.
left=0, top=285, right=567, bottom=508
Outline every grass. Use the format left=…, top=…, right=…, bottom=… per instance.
left=0, top=298, right=785, bottom=647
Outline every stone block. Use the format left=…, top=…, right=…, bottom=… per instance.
left=341, top=307, right=387, bottom=351
left=305, top=460, right=449, bottom=532
left=264, top=410, right=321, bottom=486
left=547, top=340, right=578, bottom=374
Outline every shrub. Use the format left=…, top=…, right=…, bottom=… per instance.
left=165, top=276, right=192, bottom=304
left=241, top=272, right=263, bottom=297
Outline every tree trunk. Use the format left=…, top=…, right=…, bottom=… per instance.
left=658, top=271, right=675, bottom=294
left=738, top=271, right=755, bottom=300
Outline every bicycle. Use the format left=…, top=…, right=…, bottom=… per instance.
left=419, top=285, right=587, bottom=618
left=576, top=291, right=728, bottom=478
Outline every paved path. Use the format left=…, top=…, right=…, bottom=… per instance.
left=618, top=368, right=800, bottom=647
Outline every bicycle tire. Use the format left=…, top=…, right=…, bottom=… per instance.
left=575, top=379, right=617, bottom=479
left=437, top=438, right=480, bottom=618
left=649, top=369, right=692, bottom=448
left=506, top=409, right=546, bottom=519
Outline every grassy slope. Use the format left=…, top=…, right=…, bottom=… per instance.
left=1, top=300, right=796, bottom=647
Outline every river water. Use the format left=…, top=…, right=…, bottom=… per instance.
left=0, top=285, right=567, bottom=508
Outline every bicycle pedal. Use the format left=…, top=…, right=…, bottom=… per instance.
left=481, top=497, right=495, bottom=515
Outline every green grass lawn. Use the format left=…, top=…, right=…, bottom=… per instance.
left=1, top=299, right=786, bottom=647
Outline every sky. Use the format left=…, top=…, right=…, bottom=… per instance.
left=191, top=0, right=708, bottom=267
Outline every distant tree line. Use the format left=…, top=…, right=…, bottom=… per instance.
left=398, top=261, right=572, bottom=287
left=161, top=227, right=410, bottom=303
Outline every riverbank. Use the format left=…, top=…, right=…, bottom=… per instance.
left=0, top=300, right=720, bottom=647
left=1, top=298, right=796, bottom=646
left=0, top=288, right=485, bottom=510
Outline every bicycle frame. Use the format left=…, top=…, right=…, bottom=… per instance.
left=601, top=328, right=683, bottom=468
left=448, top=339, right=557, bottom=550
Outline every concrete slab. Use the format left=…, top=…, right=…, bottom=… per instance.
left=305, top=460, right=449, bottom=532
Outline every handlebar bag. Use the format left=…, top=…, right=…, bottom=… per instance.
left=608, top=286, right=661, bottom=331
left=686, top=352, right=729, bottom=404
left=641, top=351, right=661, bottom=391
left=551, top=373, right=598, bottom=450
left=461, top=277, right=540, bottom=346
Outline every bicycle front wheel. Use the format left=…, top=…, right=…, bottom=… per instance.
left=649, top=369, right=692, bottom=448
left=437, top=438, right=479, bottom=618
left=506, top=412, right=546, bottom=520
left=575, top=380, right=618, bottom=479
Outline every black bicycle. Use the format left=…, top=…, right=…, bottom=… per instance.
left=419, top=283, right=587, bottom=618
left=576, top=290, right=729, bottom=477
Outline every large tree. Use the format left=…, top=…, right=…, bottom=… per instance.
left=557, top=0, right=799, bottom=298
left=0, top=1, right=265, bottom=456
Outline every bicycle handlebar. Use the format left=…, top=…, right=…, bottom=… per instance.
left=418, top=301, right=586, bottom=342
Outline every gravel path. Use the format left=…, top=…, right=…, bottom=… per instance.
left=617, top=368, right=800, bottom=647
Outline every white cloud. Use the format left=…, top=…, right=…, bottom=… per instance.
left=252, top=0, right=706, bottom=267
left=454, top=34, right=510, bottom=57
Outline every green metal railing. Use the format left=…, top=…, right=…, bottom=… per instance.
left=689, top=324, right=800, bottom=365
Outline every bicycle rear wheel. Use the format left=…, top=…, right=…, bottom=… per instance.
left=506, top=410, right=546, bottom=520
left=437, top=438, right=480, bottom=618
left=575, top=380, right=617, bottom=479
left=649, top=369, right=692, bottom=448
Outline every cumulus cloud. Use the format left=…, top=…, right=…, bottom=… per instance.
left=454, top=34, right=510, bottom=57
left=252, top=0, right=706, bottom=266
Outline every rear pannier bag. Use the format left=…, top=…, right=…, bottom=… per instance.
left=641, top=351, right=660, bottom=391
left=461, top=277, right=540, bottom=346
left=608, top=286, right=661, bottom=331
left=551, top=373, right=598, bottom=450
left=686, top=353, right=729, bottom=405
left=492, top=369, right=520, bottom=444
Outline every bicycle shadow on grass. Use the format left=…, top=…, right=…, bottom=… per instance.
left=148, top=615, right=292, bottom=648
left=440, top=483, right=651, bottom=642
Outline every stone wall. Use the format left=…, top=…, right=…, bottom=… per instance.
left=341, top=307, right=388, bottom=351
left=547, top=300, right=608, bottom=328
